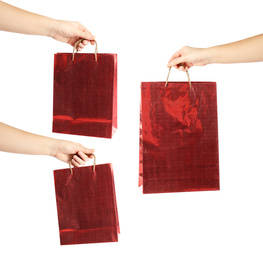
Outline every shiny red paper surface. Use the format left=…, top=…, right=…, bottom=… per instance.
left=139, top=82, right=220, bottom=194
left=53, top=53, right=117, bottom=138
left=54, top=164, right=119, bottom=245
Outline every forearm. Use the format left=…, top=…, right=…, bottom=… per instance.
left=206, top=34, right=263, bottom=64
left=0, top=122, right=55, bottom=156
left=0, top=1, right=53, bottom=36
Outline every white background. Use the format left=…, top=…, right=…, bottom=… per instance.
left=0, top=0, right=263, bottom=259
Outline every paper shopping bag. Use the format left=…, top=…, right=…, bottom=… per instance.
left=139, top=71, right=220, bottom=194
left=54, top=162, right=119, bottom=245
left=53, top=42, right=117, bottom=138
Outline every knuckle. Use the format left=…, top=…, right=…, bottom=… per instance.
left=181, top=46, right=189, bottom=53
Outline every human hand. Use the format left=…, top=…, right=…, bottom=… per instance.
left=167, top=46, right=209, bottom=72
left=48, top=19, right=96, bottom=52
left=50, top=139, right=95, bottom=167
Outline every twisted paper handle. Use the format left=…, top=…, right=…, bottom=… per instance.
left=72, top=39, right=98, bottom=61
left=165, top=65, right=192, bottom=88
left=69, top=153, right=96, bottom=175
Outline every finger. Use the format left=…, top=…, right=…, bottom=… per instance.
left=178, top=65, right=189, bottom=72
left=83, top=28, right=92, bottom=34
left=82, top=40, right=90, bottom=46
left=76, top=44, right=85, bottom=52
left=81, top=147, right=95, bottom=155
left=78, top=42, right=85, bottom=49
left=77, top=151, right=90, bottom=162
left=168, top=57, right=184, bottom=68
left=77, top=22, right=95, bottom=39
left=88, top=154, right=95, bottom=159
left=69, top=37, right=80, bottom=47
left=79, top=29, right=96, bottom=42
left=168, top=50, right=182, bottom=64
left=71, top=158, right=80, bottom=167
left=74, top=142, right=95, bottom=155
left=178, top=65, right=185, bottom=71
left=73, top=154, right=85, bottom=166
left=81, top=27, right=92, bottom=36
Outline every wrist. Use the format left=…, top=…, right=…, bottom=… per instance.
left=48, top=138, right=60, bottom=157
left=46, top=18, right=59, bottom=38
left=202, top=47, right=214, bottom=65
left=205, top=46, right=221, bottom=64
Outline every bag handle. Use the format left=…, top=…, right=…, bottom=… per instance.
left=69, top=153, right=96, bottom=175
left=165, top=65, right=192, bottom=88
left=72, top=39, right=98, bottom=61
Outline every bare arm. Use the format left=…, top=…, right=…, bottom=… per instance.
left=168, top=34, right=263, bottom=71
left=0, top=1, right=95, bottom=50
left=0, top=122, right=94, bottom=166
left=208, top=34, right=263, bottom=64
left=0, top=1, right=53, bottom=36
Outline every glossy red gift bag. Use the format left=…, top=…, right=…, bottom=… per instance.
left=54, top=161, right=119, bottom=245
left=53, top=42, right=117, bottom=138
left=139, top=70, right=220, bottom=194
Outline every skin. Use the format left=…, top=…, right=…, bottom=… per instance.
left=0, top=1, right=96, bottom=166
left=167, top=34, right=263, bottom=71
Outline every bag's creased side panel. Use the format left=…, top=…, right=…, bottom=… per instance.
left=139, top=83, right=144, bottom=187
left=111, top=54, right=118, bottom=136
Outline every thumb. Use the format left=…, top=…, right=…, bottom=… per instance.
left=74, top=142, right=95, bottom=155
left=81, top=147, right=95, bottom=155
left=78, top=30, right=96, bottom=41
left=167, top=56, right=185, bottom=68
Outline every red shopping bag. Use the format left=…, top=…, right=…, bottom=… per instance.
left=53, top=41, right=117, bottom=138
left=139, top=70, right=220, bottom=194
left=54, top=160, right=119, bottom=245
